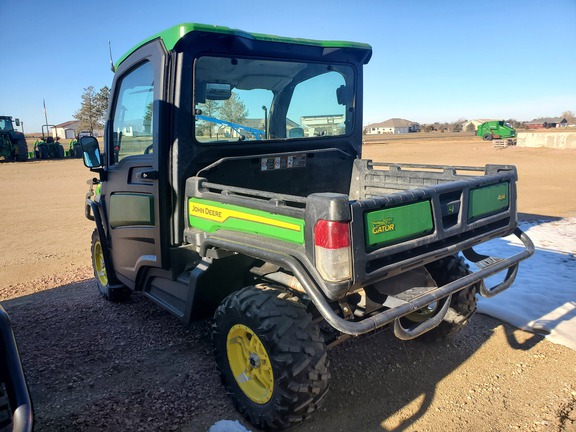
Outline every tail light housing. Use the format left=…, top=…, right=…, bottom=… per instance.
left=314, top=220, right=352, bottom=282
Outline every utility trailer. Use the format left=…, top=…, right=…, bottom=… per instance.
left=79, top=23, right=534, bottom=430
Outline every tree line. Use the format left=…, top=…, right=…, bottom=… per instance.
left=73, top=86, right=249, bottom=136
left=419, top=111, right=574, bottom=133
left=74, top=85, right=574, bottom=136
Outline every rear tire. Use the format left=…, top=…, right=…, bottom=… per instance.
left=16, top=138, right=28, bottom=161
left=55, top=144, right=64, bottom=159
left=406, top=255, right=479, bottom=342
left=213, top=285, right=330, bottom=430
left=91, top=229, right=131, bottom=302
left=483, top=133, right=493, bottom=141
left=38, top=144, right=48, bottom=159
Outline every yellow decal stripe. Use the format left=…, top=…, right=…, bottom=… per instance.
left=189, top=202, right=301, bottom=232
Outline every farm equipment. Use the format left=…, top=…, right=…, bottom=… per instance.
left=80, top=23, right=534, bottom=430
left=33, top=125, right=64, bottom=159
left=0, top=117, right=28, bottom=161
left=68, top=132, right=93, bottom=158
left=477, top=121, right=517, bottom=145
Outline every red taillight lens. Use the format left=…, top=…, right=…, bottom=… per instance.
left=314, top=220, right=352, bottom=282
left=314, top=220, right=350, bottom=249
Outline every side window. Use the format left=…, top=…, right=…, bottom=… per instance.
left=287, top=71, right=348, bottom=137
left=111, top=61, right=155, bottom=163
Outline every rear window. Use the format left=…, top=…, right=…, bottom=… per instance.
left=194, top=56, right=355, bottom=144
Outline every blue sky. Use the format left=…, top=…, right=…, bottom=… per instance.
left=1, top=0, right=575, bottom=132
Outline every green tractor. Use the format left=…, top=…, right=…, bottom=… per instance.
left=68, top=131, right=91, bottom=158
left=0, top=116, right=28, bottom=161
left=33, top=125, right=64, bottom=159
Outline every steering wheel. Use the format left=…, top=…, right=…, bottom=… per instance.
left=144, top=145, right=153, bottom=154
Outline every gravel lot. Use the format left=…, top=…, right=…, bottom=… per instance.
left=1, top=135, right=575, bottom=431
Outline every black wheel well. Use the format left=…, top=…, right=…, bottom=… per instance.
left=190, top=253, right=265, bottom=319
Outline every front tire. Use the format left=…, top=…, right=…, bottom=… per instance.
left=213, top=285, right=330, bottom=430
left=91, top=229, right=131, bottom=302
left=483, top=133, right=493, bottom=141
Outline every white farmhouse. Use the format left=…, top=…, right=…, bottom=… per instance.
left=53, top=120, right=81, bottom=139
left=364, top=118, right=419, bottom=134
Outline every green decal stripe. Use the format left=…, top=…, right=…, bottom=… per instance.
left=468, top=182, right=510, bottom=221
left=365, top=201, right=434, bottom=248
left=188, top=198, right=304, bottom=244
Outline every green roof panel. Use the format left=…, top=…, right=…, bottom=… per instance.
left=116, top=23, right=372, bottom=68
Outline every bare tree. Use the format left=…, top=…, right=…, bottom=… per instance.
left=562, top=111, right=575, bottom=124
left=219, top=93, right=248, bottom=124
left=74, top=86, right=110, bottom=134
left=197, top=100, right=222, bottom=137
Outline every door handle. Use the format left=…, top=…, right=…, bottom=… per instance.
left=139, top=170, right=159, bottom=180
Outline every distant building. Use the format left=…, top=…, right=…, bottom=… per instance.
left=53, top=120, right=80, bottom=139
left=525, top=118, right=567, bottom=129
left=300, top=114, right=345, bottom=136
left=52, top=120, right=101, bottom=139
left=461, top=119, right=496, bottom=132
left=364, top=118, right=419, bottom=134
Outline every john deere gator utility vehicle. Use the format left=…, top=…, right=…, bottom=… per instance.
left=0, top=117, right=28, bottom=161
left=80, top=23, right=534, bottom=430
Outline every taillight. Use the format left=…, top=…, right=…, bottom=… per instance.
left=314, top=220, right=352, bottom=282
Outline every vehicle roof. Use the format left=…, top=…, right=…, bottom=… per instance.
left=116, top=23, right=372, bottom=68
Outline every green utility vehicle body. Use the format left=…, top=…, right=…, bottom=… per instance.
left=81, top=23, right=534, bottom=429
left=477, top=120, right=517, bottom=142
left=0, top=116, right=27, bottom=161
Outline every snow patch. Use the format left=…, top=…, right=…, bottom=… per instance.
left=473, top=217, right=576, bottom=350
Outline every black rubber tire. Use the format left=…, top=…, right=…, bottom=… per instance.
left=412, top=255, right=479, bottom=342
left=483, top=133, right=493, bottom=141
left=74, top=143, right=83, bottom=158
left=16, top=138, right=28, bottom=161
left=213, top=285, right=330, bottom=430
left=91, top=229, right=131, bottom=302
left=38, top=144, right=48, bottom=159
left=55, top=144, right=64, bottom=159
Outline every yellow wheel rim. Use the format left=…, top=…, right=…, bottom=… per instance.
left=227, top=324, right=274, bottom=404
left=94, top=240, right=108, bottom=286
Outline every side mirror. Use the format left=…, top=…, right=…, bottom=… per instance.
left=15, top=118, right=20, bottom=127
left=336, top=85, right=353, bottom=105
left=80, top=136, right=103, bottom=168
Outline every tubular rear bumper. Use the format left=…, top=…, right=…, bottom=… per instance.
left=201, top=227, right=534, bottom=338
left=0, top=305, right=33, bottom=432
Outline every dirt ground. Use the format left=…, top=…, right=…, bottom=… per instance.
left=1, top=134, right=575, bottom=431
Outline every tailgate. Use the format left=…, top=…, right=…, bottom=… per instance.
left=349, top=162, right=519, bottom=288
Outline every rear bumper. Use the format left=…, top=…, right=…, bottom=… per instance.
left=0, top=305, right=33, bottom=432
left=201, top=227, right=534, bottom=337
left=314, top=227, right=534, bottom=336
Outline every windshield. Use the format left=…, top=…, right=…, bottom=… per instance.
left=194, top=56, right=355, bottom=144
left=0, top=118, right=14, bottom=132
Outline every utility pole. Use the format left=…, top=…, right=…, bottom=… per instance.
left=43, top=99, right=49, bottom=133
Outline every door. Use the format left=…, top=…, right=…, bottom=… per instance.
left=102, top=42, right=165, bottom=286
